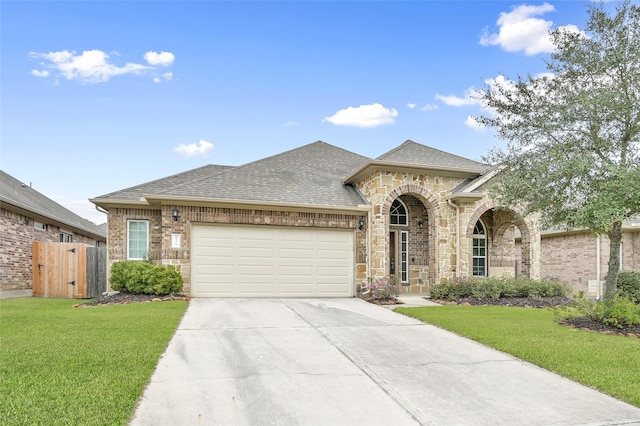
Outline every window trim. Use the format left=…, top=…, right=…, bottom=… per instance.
left=60, top=232, right=73, bottom=243
left=390, top=199, right=408, bottom=226
left=127, top=220, right=149, bottom=260
left=400, top=230, right=409, bottom=283
left=472, top=219, right=487, bottom=277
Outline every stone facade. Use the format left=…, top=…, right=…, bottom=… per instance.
left=355, top=170, right=540, bottom=294
left=0, top=207, right=104, bottom=292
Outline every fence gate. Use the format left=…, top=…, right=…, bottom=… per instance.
left=32, top=242, right=106, bottom=298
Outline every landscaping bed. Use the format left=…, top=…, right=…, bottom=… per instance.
left=79, top=292, right=189, bottom=307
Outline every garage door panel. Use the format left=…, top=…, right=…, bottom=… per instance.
left=192, top=225, right=353, bottom=297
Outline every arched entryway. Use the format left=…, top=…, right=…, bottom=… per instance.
left=381, top=185, right=439, bottom=293
left=466, top=202, right=536, bottom=278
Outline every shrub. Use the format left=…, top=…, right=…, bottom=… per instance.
left=471, top=278, right=502, bottom=300
left=110, top=261, right=183, bottom=296
left=617, top=270, right=640, bottom=304
left=600, top=297, right=640, bottom=329
left=554, top=293, right=640, bottom=329
left=367, top=275, right=398, bottom=301
left=430, top=276, right=571, bottom=301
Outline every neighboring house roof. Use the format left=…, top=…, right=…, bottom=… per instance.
left=1, top=170, right=106, bottom=240
left=91, top=140, right=490, bottom=211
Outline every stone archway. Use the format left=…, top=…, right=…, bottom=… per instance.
left=380, top=185, right=441, bottom=292
left=465, top=201, right=537, bottom=279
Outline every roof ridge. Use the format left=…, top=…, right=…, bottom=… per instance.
left=156, top=164, right=236, bottom=196
left=155, top=142, right=340, bottom=196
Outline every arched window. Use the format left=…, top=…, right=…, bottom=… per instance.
left=390, top=199, right=408, bottom=226
left=472, top=220, right=487, bottom=277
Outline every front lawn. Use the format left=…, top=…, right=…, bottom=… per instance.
left=0, top=297, right=187, bottom=425
left=396, top=305, right=640, bottom=408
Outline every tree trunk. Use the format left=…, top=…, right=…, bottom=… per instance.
left=604, top=221, right=623, bottom=301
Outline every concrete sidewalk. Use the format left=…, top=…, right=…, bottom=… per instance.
left=130, top=298, right=640, bottom=426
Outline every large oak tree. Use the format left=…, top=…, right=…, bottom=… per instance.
left=476, top=1, right=640, bottom=300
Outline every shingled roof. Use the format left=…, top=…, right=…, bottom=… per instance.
left=92, top=140, right=490, bottom=210
left=376, top=140, right=488, bottom=173
left=155, top=141, right=369, bottom=208
left=94, top=164, right=233, bottom=202
left=1, top=170, right=106, bottom=239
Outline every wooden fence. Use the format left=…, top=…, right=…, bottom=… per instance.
left=32, top=242, right=107, bottom=299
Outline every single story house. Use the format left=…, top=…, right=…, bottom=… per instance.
left=90, top=140, right=541, bottom=298
left=0, top=170, right=107, bottom=295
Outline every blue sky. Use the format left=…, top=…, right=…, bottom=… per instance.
left=1, top=1, right=604, bottom=225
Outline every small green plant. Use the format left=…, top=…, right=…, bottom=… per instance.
left=367, top=275, right=398, bottom=301
left=110, top=261, right=183, bottom=296
left=617, top=270, right=640, bottom=304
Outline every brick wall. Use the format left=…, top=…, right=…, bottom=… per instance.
left=516, top=229, right=640, bottom=296
left=0, top=207, right=103, bottom=291
left=106, top=206, right=366, bottom=294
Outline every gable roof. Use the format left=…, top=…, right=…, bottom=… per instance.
left=343, top=140, right=489, bottom=184
left=150, top=141, right=369, bottom=209
left=376, top=140, right=488, bottom=172
left=1, top=170, right=106, bottom=239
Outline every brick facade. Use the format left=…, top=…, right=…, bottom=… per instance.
left=107, top=206, right=366, bottom=295
left=537, top=229, right=640, bottom=297
left=0, top=207, right=104, bottom=291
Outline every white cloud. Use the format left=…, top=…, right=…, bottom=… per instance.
left=323, top=103, right=398, bottom=128
left=465, top=116, right=486, bottom=132
left=172, top=139, right=213, bottom=157
left=31, top=69, right=49, bottom=77
left=144, top=51, right=175, bottom=66
left=421, top=103, right=439, bottom=111
left=407, top=103, right=416, bottom=109
left=153, top=72, right=173, bottom=83
left=29, top=49, right=176, bottom=84
left=29, top=50, right=149, bottom=83
left=480, top=3, right=584, bottom=56
left=282, top=121, right=299, bottom=127
left=435, top=88, right=482, bottom=107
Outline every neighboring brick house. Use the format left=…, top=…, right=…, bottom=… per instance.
left=537, top=219, right=640, bottom=298
left=0, top=170, right=107, bottom=295
left=91, top=140, right=541, bottom=297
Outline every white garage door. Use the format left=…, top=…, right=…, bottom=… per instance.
left=191, top=225, right=354, bottom=297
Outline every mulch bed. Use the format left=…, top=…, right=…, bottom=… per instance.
left=75, top=292, right=189, bottom=308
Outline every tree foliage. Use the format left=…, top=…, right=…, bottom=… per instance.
left=476, top=1, right=640, bottom=300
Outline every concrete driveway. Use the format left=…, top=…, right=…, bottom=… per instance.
left=130, top=298, right=640, bottom=426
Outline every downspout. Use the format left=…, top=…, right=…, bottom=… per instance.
left=596, top=233, right=601, bottom=300
left=447, top=199, right=460, bottom=277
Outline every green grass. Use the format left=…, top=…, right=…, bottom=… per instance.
left=396, top=305, right=640, bottom=408
left=0, top=297, right=187, bottom=425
